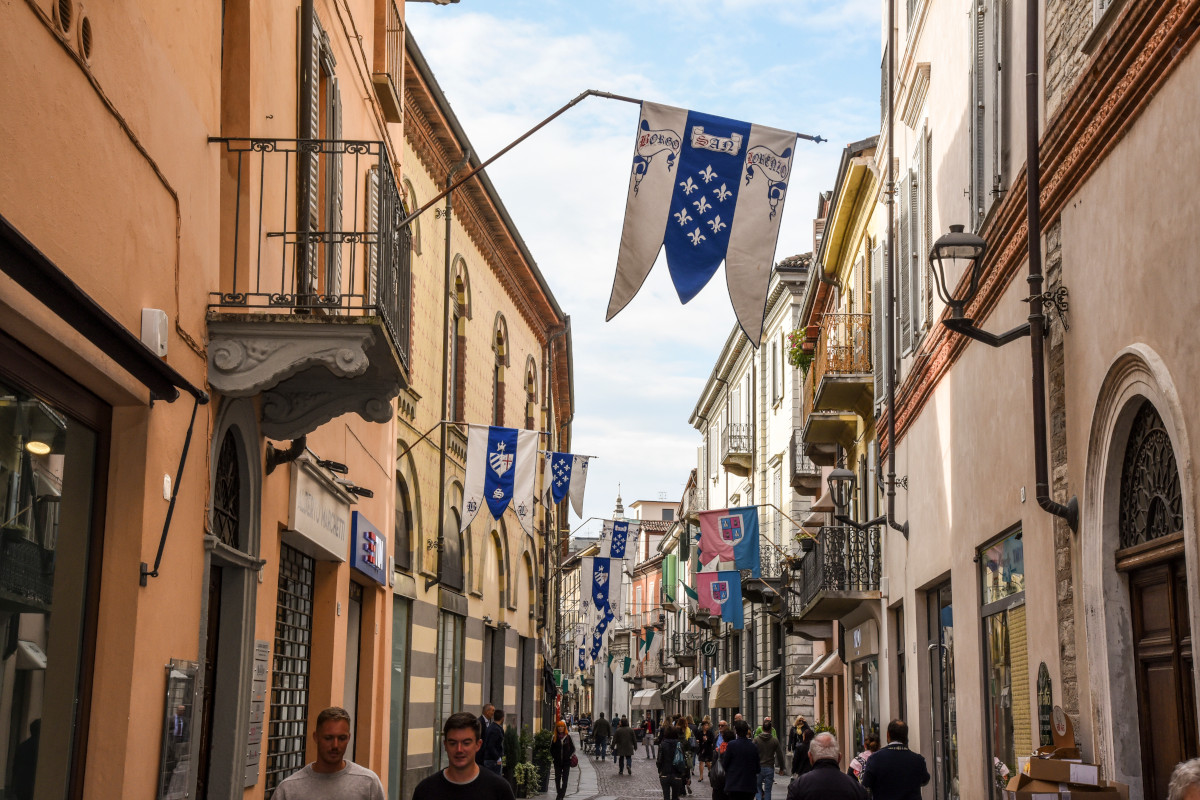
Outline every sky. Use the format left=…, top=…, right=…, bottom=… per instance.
left=406, top=0, right=882, bottom=536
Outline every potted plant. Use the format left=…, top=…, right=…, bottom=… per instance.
left=787, top=328, right=815, bottom=375
left=513, top=763, right=541, bottom=798
left=532, top=729, right=553, bottom=794
left=503, top=725, right=521, bottom=792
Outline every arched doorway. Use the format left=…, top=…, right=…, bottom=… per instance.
left=1115, top=400, right=1195, bottom=799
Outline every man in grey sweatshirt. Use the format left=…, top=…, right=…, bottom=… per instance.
left=273, top=706, right=385, bottom=800
left=753, top=721, right=787, bottom=800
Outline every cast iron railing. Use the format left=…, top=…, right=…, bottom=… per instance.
left=812, top=313, right=872, bottom=390
left=209, top=138, right=411, bottom=370
left=790, top=430, right=820, bottom=484
left=721, top=422, right=753, bottom=463
left=792, top=524, right=882, bottom=612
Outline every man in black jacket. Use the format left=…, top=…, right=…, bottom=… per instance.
left=480, top=709, right=506, bottom=774
left=861, top=719, right=930, bottom=800
left=785, top=732, right=866, bottom=800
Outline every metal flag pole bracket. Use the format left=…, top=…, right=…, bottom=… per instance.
left=397, top=89, right=825, bottom=230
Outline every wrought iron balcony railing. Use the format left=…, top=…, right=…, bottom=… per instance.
left=812, top=313, right=872, bottom=387
left=791, top=524, right=882, bottom=615
left=790, top=429, right=821, bottom=491
left=721, top=422, right=753, bottom=461
left=209, top=137, right=411, bottom=370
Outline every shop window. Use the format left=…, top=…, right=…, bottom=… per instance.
left=387, top=597, right=410, bottom=800
left=979, top=529, right=1030, bottom=799
left=0, top=363, right=104, bottom=800
left=433, top=612, right=464, bottom=769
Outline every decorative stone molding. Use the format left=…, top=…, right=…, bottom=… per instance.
left=208, top=313, right=404, bottom=440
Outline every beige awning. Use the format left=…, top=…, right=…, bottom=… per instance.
left=810, top=489, right=835, bottom=513
left=709, top=670, right=741, bottom=709
left=680, top=674, right=705, bottom=701
left=642, top=689, right=664, bottom=709
left=663, top=679, right=686, bottom=697
left=801, top=511, right=825, bottom=528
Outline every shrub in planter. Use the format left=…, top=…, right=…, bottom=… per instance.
left=513, top=762, right=541, bottom=798
left=503, top=726, right=521, bottom=779
left=787, top=328, right=815, bottom=375
left=532, top=729, right=553, bottom=792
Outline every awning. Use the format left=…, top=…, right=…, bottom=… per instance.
left=810, top=651, right=846, bottom=678
left=680, top=674, right=705, bottom=701
left=632, top=688, right=664, bottom=710
left=709, top=670, right=741, bottom=709
left=747, top=670, right=781, bottom=691
left=631, top=689, right=647, bottom=710
left=810, top=489, right=835, bottom=513
left=662, top=679, right=686, bottom=697
left=801, top=511, right=825, bottom=528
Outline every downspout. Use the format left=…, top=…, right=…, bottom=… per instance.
left=430, top=148, right=471, bottom=592
left=885, top=0, right=908, bottom=538
left=1023, top=0, right=1078, bottom=531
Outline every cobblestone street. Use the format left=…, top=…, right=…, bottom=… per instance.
left=564, top=734, right=719, bottom=800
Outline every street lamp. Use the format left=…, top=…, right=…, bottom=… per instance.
left=929, top=224, right=1032, bottom=348
left=827, top=468, right=885, bottom=532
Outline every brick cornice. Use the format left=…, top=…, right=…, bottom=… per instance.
left=880, top=0, right=1200, bottom=453
left=402, top=63, right=562, bottom=342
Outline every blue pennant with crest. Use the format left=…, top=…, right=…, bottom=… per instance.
left=483, top=427, right=519, bottom=520
left=609, top=521, right=629, bottom=559
left=664, top=111, right=753, bottom=302
left=548, top=452, right=573, bottom=504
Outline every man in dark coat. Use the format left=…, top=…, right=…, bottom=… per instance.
left=480, top=709, right=506, bottom=774
left=786, top=732, right=866, bottom=800
left=721, top=720, right=761, bottom=800
left=592, top=712, right=613, bottom=761
left=861, top=719, right=930, bottom=800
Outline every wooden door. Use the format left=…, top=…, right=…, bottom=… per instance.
left=1130, top=557, right=1196, bottom=799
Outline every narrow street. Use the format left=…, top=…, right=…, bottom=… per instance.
left=566, top=733, right=720, bottom=800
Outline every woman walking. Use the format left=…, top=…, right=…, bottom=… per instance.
left=657, top=725, right=687, bottom=800
left=788, top=716, right=814, bottom=777
left=550, top=720, right=576, bottom=800
left=721, top=720, right=760, bottom=800
left=695, top=718, right=716, bottom=783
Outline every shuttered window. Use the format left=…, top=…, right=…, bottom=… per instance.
left=898, top=175, right=912, bottom=354
left=970, top=0, right=1011, bottom=229
left=298, top=12, right=343, bottom=302
left=922, top=127, right=934, bottom=325
left=872, top=241, right=886, bottom=404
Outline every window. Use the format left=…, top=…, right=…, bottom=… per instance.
left=387, top=597, right=410, bottom=800
left=266, top=545, right=315, bottom=796
left=524, top=358, right=538, bottom=430
left=298, top=13, right=342, bottom=299
left=492, top=315, right=508, bottom=427
left=433, top=612, right=465, bottom=769
left=979, top=530, right=1030, bottom=799
left=871, top=239, right=887, bottom=403
left=662, top=509, right=674, bottom=522
left=394, top=476, right=412, bottom=572
left=970, top=0, right=1012, bottom=229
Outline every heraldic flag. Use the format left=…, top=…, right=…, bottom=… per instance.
left=542, top=451, right=591, bottom=517
left=698, top=506, right=761, bottom=578
left=600, top=519, right=639, bottom=560
left=462, top=425, right=538, bottom=536
left=696, top=570, right=744, bottom=630
left=606, top=101, right=797, bottom=343
left=582, top=556, right=620, bottom=661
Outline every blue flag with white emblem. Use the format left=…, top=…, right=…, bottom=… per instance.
left=582, top=556, right=619, bottom=661
left=600, top=519, right=639, bottom=560
left=607, top=102, right=797, bottom=343
left=462, top=424, right=539, bottom=536
left=542, top=451, right=592, bottom=518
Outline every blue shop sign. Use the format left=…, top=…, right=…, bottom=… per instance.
left=350, top=511, right=387, bottom=585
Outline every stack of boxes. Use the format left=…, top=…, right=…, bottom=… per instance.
left=1004, top=712, right=1129, bottom=800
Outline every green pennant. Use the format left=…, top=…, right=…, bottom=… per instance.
left=683, top=583, right=699, bottom=600
left=622, top=656, right=632, bottom=674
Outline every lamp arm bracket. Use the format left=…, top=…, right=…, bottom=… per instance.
left=941, top=316, right=1031, bottom=348
left=1026, top=285, right=1070, bottom=332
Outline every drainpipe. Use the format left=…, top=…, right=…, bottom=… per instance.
left=430, top=148, right=471, bottom=592
left=884, top=0, right=908, bottom=539
left=1023, top=0, right=1078, bottom=531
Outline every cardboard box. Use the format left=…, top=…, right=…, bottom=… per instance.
left=1025, top=759, right=1101, bottom=786
left=1004, top=774, right=1123, bottom=800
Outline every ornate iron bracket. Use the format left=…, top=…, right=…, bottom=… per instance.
left=1027, top=285, right=1070, bottom=331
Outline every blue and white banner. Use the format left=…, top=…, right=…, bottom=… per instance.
left=582, top=556, right=622, bottom=662
left=462, top=424, right=539, bottom=536
left=542, top=451, right=591, bottom=518
left=606, top=101, right=797, bottom=343
left=600, top=519, right=640, bottom=560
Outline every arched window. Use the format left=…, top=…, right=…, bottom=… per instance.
left=524, top=356, right=539, bottom=430
left=395, top=474, right=413, bottom=572
left=402, top=177, right=422, bottom=255
left=492, top=314, right=509, bottom=427
left=212, top=430, right=241, bottom=550
left=1119, top=399, right=1183, bottom=549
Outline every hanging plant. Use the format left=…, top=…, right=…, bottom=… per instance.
left=787, top=328, right=815, bottom=374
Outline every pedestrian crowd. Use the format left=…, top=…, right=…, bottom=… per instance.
left=264, top=701, right=1200, bottom=800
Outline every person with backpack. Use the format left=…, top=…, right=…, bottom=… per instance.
left=657, top=725, right=688, bottom=800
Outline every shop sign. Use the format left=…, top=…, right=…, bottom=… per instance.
left=847, top=619, right=879, bottom=661
left=287, top=459, right=350, bottom=561
left=350, top=511, right=387, bottom=585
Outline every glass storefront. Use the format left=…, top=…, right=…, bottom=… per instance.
left=980, top=530, right=1030, bottom=799
left=928, top=582, right=959, bottom=800
left=851, top=658, right=879, bottom=754
left=0, top=366, right=102, bottom=799
left=388, top=596, right=410, bottom=800
left=433, top=611, right=464, bottom=769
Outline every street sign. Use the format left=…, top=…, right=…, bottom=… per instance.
left=701, top=640, right=718, bottom=658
